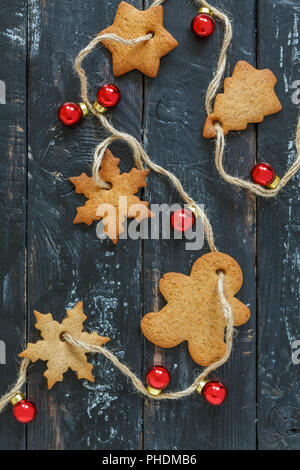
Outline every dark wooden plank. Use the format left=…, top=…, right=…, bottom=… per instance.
left=0, top=0, right=27, bottom=450
left=142, top=0, right=257, bottom=450
left=257, top=0, right=300, bottom=450
left=26, top=0, right=144, bottom=449
left=7, top=0, right=300, bottom=451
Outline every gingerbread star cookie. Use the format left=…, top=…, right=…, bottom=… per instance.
left=99, top=1, right=178, bottom=78
left=69, top=150, right=153, bottom=244
left=19, top=302, right=110, bottom=389
left=203, top=61, right=282, bottom=138
left=141, top=252, right=250, bottom=366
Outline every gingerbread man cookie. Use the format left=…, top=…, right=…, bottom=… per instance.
left=141, top=252, right=250, bottom=366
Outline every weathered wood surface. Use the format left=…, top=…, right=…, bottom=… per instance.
left=26, top=0, right=144, bottom=450
left=0, top=0, right=27, bottom=450
left=0, top=0, right=299, bottom=450
left=257, top=0, right=300, bottom=450
left=142, top=0, right=256, bottom=450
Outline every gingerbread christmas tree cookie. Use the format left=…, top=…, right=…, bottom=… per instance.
left=141, top=252, right=250, bottom=366
left=99, top=1, right=178, bottom=78
left=203, top=60, right=282, bottom=138
left=70, top=150, right=153, bottom=244
left=19, top=302, right=110, bottom=389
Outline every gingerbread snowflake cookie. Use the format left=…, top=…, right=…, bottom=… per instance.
left=203, top=61, right=282, bottom=138
left=19, top=302, right=110, bottom=389
left=141, top=252, right=250, bottom=366
left=99, top=1, right=178, bottom=78
left=70, top=150, right=153, bottom=244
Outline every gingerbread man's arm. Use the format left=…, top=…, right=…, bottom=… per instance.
left=141, top=304, right=186, bottom=349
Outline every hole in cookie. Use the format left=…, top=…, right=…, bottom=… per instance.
left=60, top=332, right=67, bottom=342
left=212, top=120, right=222, bottom=129
left=147, top=31, right=155, bottom=38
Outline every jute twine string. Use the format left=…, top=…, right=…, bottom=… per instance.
left=215, top=119, right=300, bottom=197
left=0, top=0, right=241, bottom=412
left=0, top=358, right=30, bottom=413
left=0, top=273, right=233, bottom=408
left=198, top=1, right=300, bottom=195
left=73, top=0, right=223, bottom=252
left=78, top=0, right=300, bottom=198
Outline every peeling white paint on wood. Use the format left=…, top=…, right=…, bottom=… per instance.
left=2, top=27, right=25, bottom=46
left=29, top=0, right=41, bottom=57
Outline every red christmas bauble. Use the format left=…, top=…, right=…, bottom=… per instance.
left=13, top=399, right=37, bottom=423
left=251, top=163, right=276, bottom=187
left=191, top=13, right=215, bottom=38
left=58, top=102, right=83, bottom=126
left=97, top=84, right=121, bottom=108
left=146, top=366, right=170, bottom=390
left=171, top=209, right=195, bottom=233
left=202, top=381, right=227, bottom=406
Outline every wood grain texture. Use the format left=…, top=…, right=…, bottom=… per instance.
left=26, top=0, right=143, bottom=450
left=1, top=0, right=300, bottom=450
left=257, top=0, right=300, bottom=450
left=0, top=0, right=27, bottom=450
left=142, top=0, right=256, bottom=450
